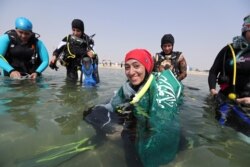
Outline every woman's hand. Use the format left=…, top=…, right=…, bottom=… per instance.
left=236, top=97, right=250, bottom=105
left=87, top=50, right=95, bottom=58
left=210, top=89, right=218, bottom=96
left=50, top=55, right=57, bottom=64
left=9, top=70, right=21, bottom=79
left=30, top=72, right=38, bottom=79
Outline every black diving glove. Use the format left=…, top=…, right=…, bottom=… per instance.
left=83, top=106, right=122, bottom=134
left=116, top=102, right=134, bottom=115
left=214, top=93, right=227, bottom=105
left=49, top=62, right=59, bottom=71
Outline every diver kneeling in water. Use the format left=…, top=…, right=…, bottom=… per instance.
left=0, top=17, right=49, bottom=79
left=83, top=49, right=183, bottom=167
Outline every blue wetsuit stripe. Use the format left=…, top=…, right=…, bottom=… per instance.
left=232, top=105, right=250, bottom=125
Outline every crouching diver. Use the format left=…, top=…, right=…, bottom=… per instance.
left=208, top=14, right=250, bottom=135
left=83, top=49, right=183, bottom=167
left=49, top=19, right=99, bottom=86
left=0, top=17, right=49, bottom=79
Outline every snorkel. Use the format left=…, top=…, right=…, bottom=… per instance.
left=130, top=74, right=154, bottom=104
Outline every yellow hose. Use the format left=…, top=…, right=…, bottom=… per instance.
left=130, top=74, right=154, bottom=104
left=228, top=44, right=237, bottom=100
left=66, top=35, right=76, bottom=59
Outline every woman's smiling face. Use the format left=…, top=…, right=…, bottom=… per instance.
left=125, top=59, right=146, bottom=86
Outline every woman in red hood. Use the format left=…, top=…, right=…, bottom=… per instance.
left=84, top=48, right=183, bottom=167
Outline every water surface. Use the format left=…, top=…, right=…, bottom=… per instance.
left=0, top=68, right=249, bottom=167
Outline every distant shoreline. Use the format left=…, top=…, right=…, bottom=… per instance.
left=187, top=71, right=208, bottom=76
left=99, top=65, right=208, bottom=75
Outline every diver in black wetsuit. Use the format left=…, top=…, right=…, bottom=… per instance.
left=208, top=14, right=250, bottom=135
left=208, top=14, right=250, bottom=102
left=49, top=19, right=98, bottom=82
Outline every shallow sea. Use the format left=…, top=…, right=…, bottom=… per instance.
left=0, top=67, right=249, bottom=167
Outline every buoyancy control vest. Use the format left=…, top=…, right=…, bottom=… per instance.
left=154, top=51, right=181, bottom=77
left=59, top=34, right=94, bottom=67
left=64, top=35, right=93, bottom=58
left=4, top=30, right=40, bottom=74
left=218, top=45, right=250, bottom=97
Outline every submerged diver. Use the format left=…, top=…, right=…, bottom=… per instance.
left=84, top=49, right=183, bottom=167
left=50, top=19, right=99, bottom=85
left=0, top=17, right=49, bottom=79
left=153, top=34, right=187, bottom=81
left=208, top=14, right=250, bottom=134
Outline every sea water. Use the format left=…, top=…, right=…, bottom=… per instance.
left=0, top=68, right=249, bottom=167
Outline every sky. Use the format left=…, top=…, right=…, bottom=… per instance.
left=0, top=0, right=249, bottom=70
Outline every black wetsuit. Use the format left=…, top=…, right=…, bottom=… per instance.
left=208, top=44, right=250, bottom=97
left=153, top=51, right=181, bottom=77
left=4, top=30, right=41, bottom=75
left=53, top=34, right=94, bottom=81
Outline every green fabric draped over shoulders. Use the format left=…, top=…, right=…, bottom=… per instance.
left=134, top=69, right=183, bottom=167
left=106, top=69, right=183, bottom=167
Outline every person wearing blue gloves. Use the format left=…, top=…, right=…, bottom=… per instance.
left=0, top=17, right=49, bottom=79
